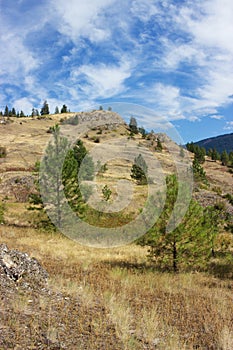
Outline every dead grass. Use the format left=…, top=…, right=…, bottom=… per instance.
left=0, top=115, right=233, bottom=348
left=0, top=225, right=232, bottom=349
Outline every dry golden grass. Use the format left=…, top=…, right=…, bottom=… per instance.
left=0, top=225, right=232, bottom=349
left=0, top=114, right=233, bottom=348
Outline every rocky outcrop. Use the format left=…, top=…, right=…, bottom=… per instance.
left=0, top=244, right=48, bottom=290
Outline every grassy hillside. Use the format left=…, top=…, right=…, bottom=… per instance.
left=0, top=112, right=233, bottom=349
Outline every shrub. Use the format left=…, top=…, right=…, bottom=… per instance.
left=0, top=146, right=6, bottom=158
left=0, top=202, right=5, bottom=223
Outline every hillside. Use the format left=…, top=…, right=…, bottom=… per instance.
left=195, top=132, right=233, bottom=153
left=0, top=112, right=233, bottom=227
left=0, top=111, right=233, bottom=349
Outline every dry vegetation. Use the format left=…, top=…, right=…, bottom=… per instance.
left=0, top=226, right=232, bottom=349
left=0, top=113, right=233, bottom=349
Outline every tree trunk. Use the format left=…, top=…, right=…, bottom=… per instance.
left=173, top=241, right=178, bottom=272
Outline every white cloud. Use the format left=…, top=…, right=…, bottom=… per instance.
left=209, top=115, right=224, bottom=120
left=130, top=0, right=159, bottom=21
left=224, top=121, right=233, bottom=130
left=72, top=61, right=132, bottom=99
left=51, top=0, right=115, bottom=43
left=0, top=31, right=39, bottom=79
left=184, top=0, right=233, bottom=54
left=155, top=0, right=233, bottom=120
left=13, top=98, right=34, bottom=114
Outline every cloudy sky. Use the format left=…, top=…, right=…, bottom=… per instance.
left=0, top=0, right=233, bottom=142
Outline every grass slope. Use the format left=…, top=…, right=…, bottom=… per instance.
left=0, top=113, right=233, bottom=349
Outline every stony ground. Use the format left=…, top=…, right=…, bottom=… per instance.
left=0, top=244, right=124, bottom=350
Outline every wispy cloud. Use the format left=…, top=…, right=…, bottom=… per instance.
left=209, top=115, right=224, bottom=120
left=50, top=0, right=116, bottom=43
left=224, top=121, right=233, bottom=131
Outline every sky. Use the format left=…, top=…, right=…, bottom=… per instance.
left=0, top=0, right=233, bottom=143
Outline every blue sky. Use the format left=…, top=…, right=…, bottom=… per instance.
left=0, top=0, right=233, bottom=143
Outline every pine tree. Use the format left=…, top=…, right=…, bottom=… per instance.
left=192, top=158, right=207, bottom=183
left=229, top=151, right=233, bottom=167
left=31, top=108, right=37, bottom=117
left=55, top=106, right=59, bottom=114
left=138, top=127, right=146, bottom=138
left=186, top=142, right=195, bottom=153
left=61, top=105, right=68, bottom=113
left=211, top=148, right=220, bottom=161
left=40, top=100, right=50, bottom=115
left=129, top=116, right=138, bottom=134
left=138, top=174, right=215, bottom=272
left=194, top=146, right=206, bottom=164
left=203, top=204, right=224, bottom=258
left=4, top=106, right=9, bottom=116
left=156, top=138, right=163, bottom=152
left=39, top=125, right=69, bottom=227
left=221, top=150, right=229, bottom=166
left=131, top=154, right=148, bottom=185
left=29, top=132, right=91, bottom=228
left=62, top=149, right=84, bottom=214
left=11, top=108, right=16, bottom=116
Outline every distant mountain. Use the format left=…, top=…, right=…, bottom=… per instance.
left=195, top=133, right=233, bottom=154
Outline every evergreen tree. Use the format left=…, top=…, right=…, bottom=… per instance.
left=229, top=151, right=233, bottom=167
left=186, top=142, right=195, bottom=153
left=39, top=125, right=69, bottom=227
left=31, top=108, right=37, bottom=117
left=203, top=204, right=224, bottom=258
left=129, top=116, right=138, bottom=134
left=62, top=149, right=85, bottom=214
left=29, top=133, right=92, bottom=228
left=211, top=148, right=220, bottom=161
left=55, top=106, right=60, bottom=114
left=207, top=148, right=213, bottom=157
left=11, top=107, right=16, bottom=116
left=192, top=158, right=207, bottom=183
left=194, top=146, right=206, bottom=164
left=40, top=100, right=50, bottom=115
left=4, top=106, right=9, bottom=116
left=221, top=150, right=229, bottom=166
left=138, top=127, right=146, bottom=138
left=138, top=174, right=216, bottom=272
left=20, top=110, right=25, bottom=117
left=156, top=138, right=163, bottom=152
left=61, top=104, right=68, bottom=113
left=131, top=154, right=148, bottom=185
left=73, top=140, right=94, bottom=181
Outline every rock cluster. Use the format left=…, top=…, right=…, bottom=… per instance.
left=0, top=244, right=48, bottom=290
